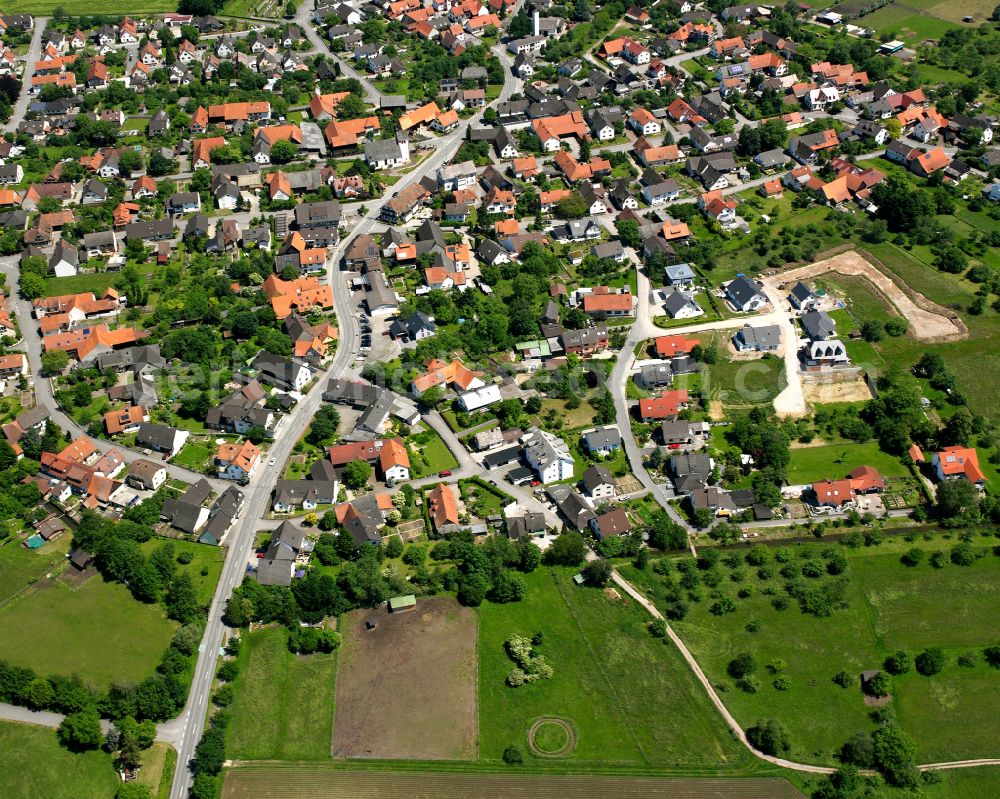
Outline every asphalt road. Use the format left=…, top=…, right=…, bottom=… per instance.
left=294, top=3, right=382, bottom=103
left=3, top=19, right=45, bottom=135
left=168, top=22, right=521, bottom=799
left=0, top=257, right=232, bottom=489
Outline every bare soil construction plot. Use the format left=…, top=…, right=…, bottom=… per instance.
left=802, top=377, right=874, bottom=405
left=774, top=250, right=965, bottom=342
left=222, top=768, right=806, bottom=799
left=332, top=597, right=477, bottom=760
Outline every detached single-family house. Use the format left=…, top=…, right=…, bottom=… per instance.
left=725, top=275, right=767, bottom=312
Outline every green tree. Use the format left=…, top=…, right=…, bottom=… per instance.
left=26, top=676, right=55, bottom=709
left=19, top=273, right=45, bottom=299
left=555, top=192, right=588, bottom=219
left=336, top=93, right=368, bottom=120
left=418, top=385, right=444, bottom=409
left=490, top=570, right=526, bottom=603
left=147, top=150, right=176, bottom=177
left=457, top=571, right=490, bottom=606
left=884, top=650, right=912, bottom=675
left=166, top=573, right=200, bottom=623
left=41, top=350, right=70, bottom=375
left=872, top=723, right=919, bottom=787
left=838, top=733, right=875, bottom=768
left=269, top=139, right=298, bottom=163
left=746, top=719, right=791, bottom=756
left=383, top=536, right=404, bottom=559
left=941, top=407, right=974, bottom=446
left=915, top=647, right=946, bottom=675
left=728, top=652, right=757, bottom=678
left=864, top=670, right=892, bottom=697
left=58, top=710, right=104, bottom=751
left=582, top=558, right=612, bottom=585
left=935, top=479, right=978, bottom=520
left=544, top=531, right=586, bottom=566
left=692, top=507, right=714, bottom=529
left=516, top=539, right=541, bottom=572
left=343, top=459, right=372, bottom=489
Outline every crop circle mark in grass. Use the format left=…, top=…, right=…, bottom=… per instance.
left=527, top=717, right=576, bottom=757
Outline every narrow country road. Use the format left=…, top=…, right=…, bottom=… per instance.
left=0, top=701, right=177, bottom=744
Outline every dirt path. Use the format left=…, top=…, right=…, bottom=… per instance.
left=607, top=567, right=1000, bottom=776
left=773, top=251, right=965, bottom=342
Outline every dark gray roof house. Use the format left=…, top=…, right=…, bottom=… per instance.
left=255, top=520, right=307, bottom=586
left=97, top=344, right=165, bottom=376
left=725, top=275, right=767, bottom=312
left=582, top=426, right=621, bottom=453
left=389, top=311, right=437, bottom=341
left=788, top=281, right=815, bottom=308
left=505, top=512, right=547, bottom=540
left=135, top=422, right=185, bottom=454
left=733, top=323, right=781, bottom=351
left=800, top=309, right=836, bottom=340
left=582, top=464, right=615, bottom=494
left=547, top=484, right=596, bottom=531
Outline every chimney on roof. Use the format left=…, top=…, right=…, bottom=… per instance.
left=533, top=8, right=540, bottom=36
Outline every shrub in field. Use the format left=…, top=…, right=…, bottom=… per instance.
left=504, top=634, right=553, bottom=687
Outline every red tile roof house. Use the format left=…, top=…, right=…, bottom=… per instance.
left=581, top=288, right=635, bottom=318
left=810, top=466, right=886, bottom=508
left=654, top=335, right=700, bottom=358
left=931, top=446, right=986, bottom=486
left=638, top=389, right=690, bottom=421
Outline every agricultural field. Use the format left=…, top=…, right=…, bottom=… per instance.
left=0, top=721, right=118, bottom=799
left=0, top=573, right=176, bottom=689
left=333, top=596, right=477, bottom=760
left=623, top=534, right=1000, bottom=764
left=859, top=2, right=961, bottom=42
left=478, top=567, right=751, bottom=771
left=861, top=241, right=1000, bottom=422
left=227, top=627, right=338, bottom=761
left=13, top=0, right=170, bottom=13
left=222, top=767, right=806, bottom=799
left=786, top=441, right=910, bottom=484
left=221, top=0, right=282, bottom=18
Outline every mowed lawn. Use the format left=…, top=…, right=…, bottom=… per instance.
left=478, top=567, right=751, bottom=771
left=0, top=720, right=119, bottom=799
left=624, top=536, right=1000, bottom=765
left=227, top=627, right=338, bottom=761
left=140, top=538, right=224, bottom=606
left=42, top=272, right=120, bottom=297
left=707, top=356, right=787, bottom=409
left=408, top=426, right=459, bottom=478
left=0, top=537, right=70, bottom=605
left=0, top=575, right=176, bottom=689
left=171, top=441, right=215, bottom=472
left=786, top=441, right=909, bottom=484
